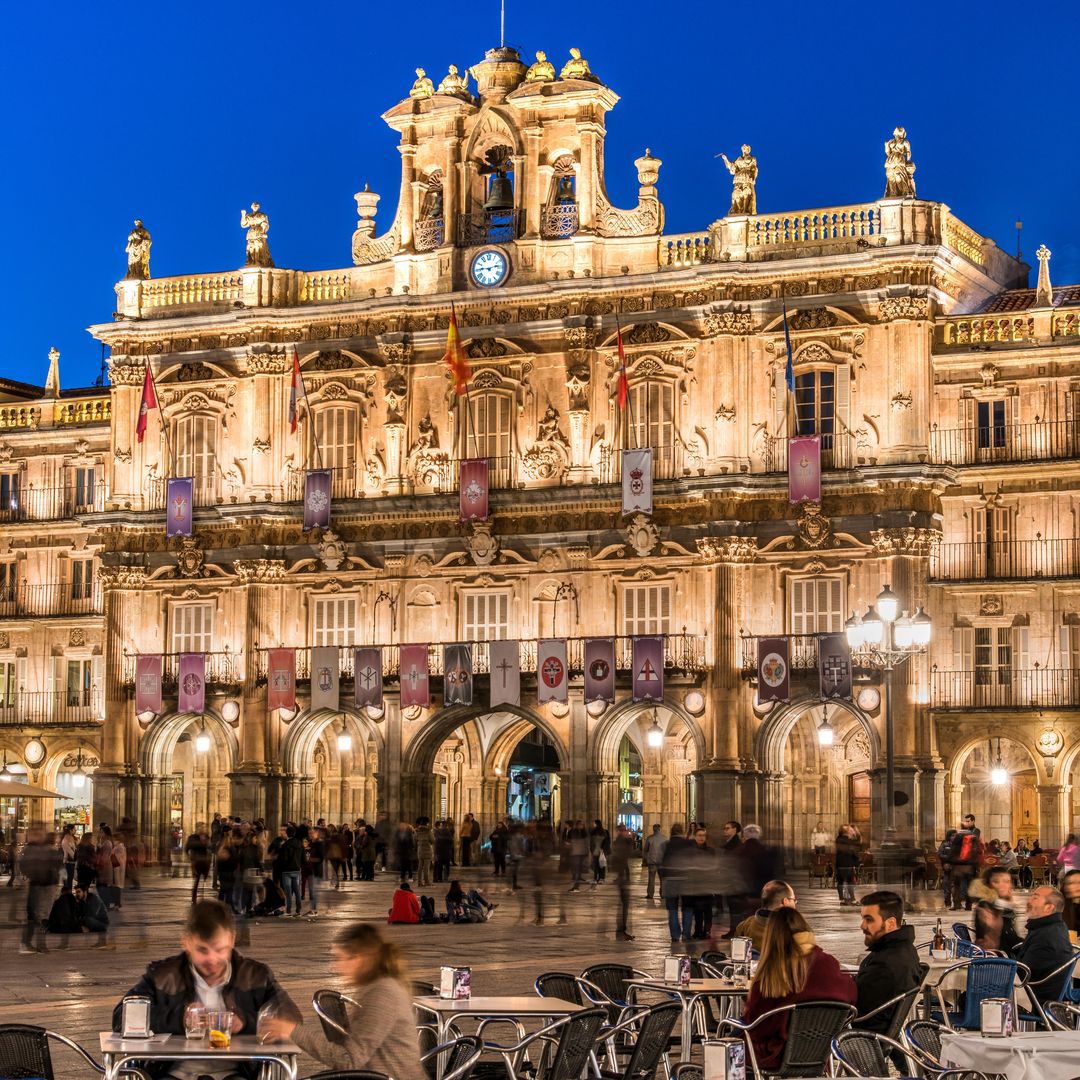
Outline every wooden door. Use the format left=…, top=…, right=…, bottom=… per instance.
left=849, top=772, right=872, bottom=831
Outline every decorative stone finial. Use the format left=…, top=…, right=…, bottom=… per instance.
left=1035, top=244, right=1053, bottom=307
left=45, top=348, right=61, bottom=398
left=635, top=148, right=662, bottom=187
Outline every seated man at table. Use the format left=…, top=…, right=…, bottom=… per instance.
left=111, top=899, right=299, bottom=1080
left=1015, top=886, right=1073, bottom=1003
left=854, top=890, right=922, bottom=1032
left=735, top=880, right=797, bottom=953
left=47, top=884, right=109, bottom=947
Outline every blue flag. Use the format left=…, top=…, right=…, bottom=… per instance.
left=782, top=299, right=795, bottom=393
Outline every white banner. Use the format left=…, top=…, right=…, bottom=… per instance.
left=489, top=640, right=521, bottom=707
left=622, top=448, right=653, bottom=516
left=310, top=646, right=339, bottom=711
left=537, top=639, right=569, bottom=704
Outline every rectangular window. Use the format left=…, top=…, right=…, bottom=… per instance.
left=314, top=406, right=358, bottom=497
left=462, top=591, right=509, bottom=641
left=623, top=584, right=671, bottom=637
left=629, top=382, right=675, bottom=476
left=312, top=595, right=356, bottom=647
left=0, top=562, right=16, bottom=603
left=468, top=392, right=513, bottom=486
left=974, top=626, right=1011, bottom=685
left=795, top=370, right=836, bottom=445
left=175, top=415, right=217, bottom=504
left=171, top=603, right=214, bottom=654
left=0, top=661, right=15, bottom=708
left=788, top=576, right=845, bottom=636
left=0, top=473, right=19, bottom=518
left=71, top=558, right=94, bottom=600
left=67, top=659, right=92, bottom=707
left=73, top=467, right=96, bottom=511
left=977, top=400, right=1008, bottom=449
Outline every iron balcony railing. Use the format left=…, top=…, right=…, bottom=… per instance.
left=0, top=690, right=103, bottom=728
left=456, top=208, right=523, bottom=248
left=252, top=633, right=708, bottom=683
left=757, top=431, right=856, bottom=474
left=931, top=669, right=1080, bottom=710
left=931, top=539, right=1080, bottom=582
left=0, top=582, right=104, bottom=620
left=930, top=420, right=1080, bottom=467
left=0, top=481, right=106, bottom=523
left=414, top=216, right=446, bottom=252
left=739, top=633, right=892, bottom=675
left=541, top=202, right=579, bottom=239
left=120, top=650, right=241, bottom=690
left=146, top=475, right=220, bottom=511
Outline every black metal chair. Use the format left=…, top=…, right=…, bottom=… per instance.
left=421, top=1035, right=483, bottom=1080
left=719, top=1001, right=857, bottom=1080
left=852, top=976, right=925, bottom=1041
left=0, top=1024, right=149, bottom=1080
left=671, top=1066, right=701, bottom=1080
left=535, top=971, right=585, bottom=1005
left=596, top=1001, right=680, bottom=1080
left=313, top=988, right=361, bottom=1045
left=902, top=1018, right=946, bottom=1070
left=580, top=964, right=649, bottom=1026
left=473, top=1007, right=607, bottom=1080
left=831, top=1030, right=918, bottom=1077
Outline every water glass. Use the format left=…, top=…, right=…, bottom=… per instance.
left=183, top=1004, right=206, bottom=1040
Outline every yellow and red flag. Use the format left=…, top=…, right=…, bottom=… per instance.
left=615, top=324, right=629, bottom=408
left=135, top=364, right=157, bottom=444
left=443, top=307, right=472, bottom=396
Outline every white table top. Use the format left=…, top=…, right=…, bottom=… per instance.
left=414, top=995, right=585, bottom=1015
left=631, top=978, right=748, bottom=994
left=942, top=1030, right=1080, bottom=1080
left=100, top=1032, right=301, bottom=1057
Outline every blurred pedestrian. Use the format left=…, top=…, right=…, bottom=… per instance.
left=643, top=823, right=666, bottom=901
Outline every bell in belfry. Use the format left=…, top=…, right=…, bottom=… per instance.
left=483, top=174, right=514, bottom=211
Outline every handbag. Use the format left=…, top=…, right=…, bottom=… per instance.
left=598, top=851, right=607, bottom=869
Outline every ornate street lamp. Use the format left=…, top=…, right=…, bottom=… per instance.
left=195, top=727, right=211, bottom=754
left=71, top=747, right=87, bottom=790
left=817, top=703, right=835, bottom=747
left=990, top=739, right=1008, bottom=786
left=646, top=710, right=664, bottom=749
left=336, top=716, right=352, bottom=753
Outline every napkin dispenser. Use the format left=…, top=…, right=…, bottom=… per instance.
left=703, top=1038, right=746, bottom=1080
left=440, top=965, right=472, bottom=1000
left=121, top=996, right=152, bottom=1038
left=979, top=997, right=1012, bottom=1037
left=730, top=937, right=752, bottom=963
left=664, top=955, right=692, bottom=984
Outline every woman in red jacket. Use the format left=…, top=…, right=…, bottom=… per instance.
left=387, top=880, right=421, bottom=924
left=741, top=906, right=856, bottom=1071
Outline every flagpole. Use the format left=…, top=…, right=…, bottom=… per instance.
left=296, top=346, right=324, bottom=471
left=615, top=316, right=638, bottom=449
left=146, top=361, right=175, bottom=477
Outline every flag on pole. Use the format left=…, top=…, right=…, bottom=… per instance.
left=303, top=469, right=332, bottom=530
left=819, top=634, right=853, bottom=700
left=756, top=636, right=790, bottom=705
left=621, top=447, right=653, bottom=516
left=399, top=645, right=430, bottom=708
left=444, top=644, right=473, bottom=706
left=289, top=347, right=305, bottom=434
left=166, top=477, right=194, bottom=538
left=135, top=655, right=162, bottom=716
left=615, top=323, right=629, bottom=408
left=632, top=636, right=664, bottom=702
left=354, top=647, right=383, bottom=709
left=788, top=435, right=822, bottom=503
left=135, top=365, right=157, bottom=444
left=310, top=646, right=339, bottom=711
left=178, top=653, right=205, bottom=714
left=781, top=297, right=798, bottom=437
left=459, top=459, right=489, bottom=522
left=488, top=640, right=520, bottom=707
left=443, top=306, right=472, bottom=395
left=267, top=649, right=296, bottom=712
left=584, top=638, right=616, bottom=704
left=537, top=640, right=568, bottom=704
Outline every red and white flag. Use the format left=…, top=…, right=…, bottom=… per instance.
left=135, top=365, right=157, bottom=444
left=288, top=347, right=305, bottom=434
left=615, top=324, right=629, bottom=408
left=537, top=640, right=568, bottom=704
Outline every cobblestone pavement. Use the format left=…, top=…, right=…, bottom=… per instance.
left=0, top=865, right=980, bottom=1073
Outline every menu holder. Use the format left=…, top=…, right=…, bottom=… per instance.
left=703, top=1037, right=746, bottom=1080
left=979, top=997, right=1013, bottom=1037
left=440, top=965, right=472, bottom=999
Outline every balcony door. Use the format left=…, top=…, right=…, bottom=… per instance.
left=314, top=405, right=358, bottom=499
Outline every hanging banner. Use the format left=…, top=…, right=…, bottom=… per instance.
left=303, top=469, right=332, bottom=531
left=399, top=644, right=430, bottom=708
left=178, top=652, right=205, bottom=714
left=621, top=447, right=653, bottom=517
left=818, top=633, right=853, bottom=700
left=459, top=459, right=489, bottom=523
left=757, top=636, right=790, bottom=705
left=310, top=646, right=339, bottom=711
left=444, top=644, right=473, bottom=706
left=788, top=435, right=821, bottom=504
left=166, top=477, right=194, bottom=538
left=537, top=639, right=568, bottom=704
left=488, top=640, right=520, bottom=707
left=632, top=635, right=665, bottom=702
left=584, top=638, right=616, bottom=704
left=354, top=647, right=383, bottom=709
left=267, top=649, right=296, bottom=711
left=135, top=654, right=162, bottom=716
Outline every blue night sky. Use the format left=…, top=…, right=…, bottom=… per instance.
left=4, top=0, right=1078, bottom=388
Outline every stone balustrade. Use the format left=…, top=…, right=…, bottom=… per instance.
left=940, top=315, right=1036, bottom=345
left=0, top=405, right=41, bottom=429
left=55, top=397, right=110, bottom=425
left=747, top=204, right=880, bottom=247
left=659, top=232, right=712, bottom=267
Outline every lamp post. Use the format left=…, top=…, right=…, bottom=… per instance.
left=845, top=584, right=931, bottom=846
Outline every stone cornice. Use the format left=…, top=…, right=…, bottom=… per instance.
left=98, top=565, right=148, bottom=590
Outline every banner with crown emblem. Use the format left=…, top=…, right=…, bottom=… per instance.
left=584, top=638, right=616, bottom=704
left=818, top=633, right=853, bottom=700
left=621, top=448, right=653, bottom=517
left=757, top=636, right=790, bottom=704
left=303, top=469, right=332, bottom=531
left=310, top=646, right=339, bottom=711
left=399, top=644, right=430, bottom=708
left=632, top=635, right=664, bottom=702
left=166, top=477, right=194, bottom=538
left=537, top=639, right=568, bottom=704
left=459, top=459, right=489, bottom=523
left=267, top=648, right=296, bottom=711
left=135, top=654, right=162, bottom=716
left=488, top=640, right=520, bottom=707
left=444, top=644, right=473, bottom=706
left=788, top=436, right=821, bottom=504
left=354, top=647, right=383, bottom=709
left=178, top=652, right=205, bottom=714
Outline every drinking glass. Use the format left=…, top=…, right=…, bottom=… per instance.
left=183, top=1004, right=206, bottom=1040
left=207, top=1010, right=234, bottom=1049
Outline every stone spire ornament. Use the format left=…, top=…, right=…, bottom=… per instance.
left=44, top=347, right=60, bottom=399
left=1035, top=244, right=1053, bottom=307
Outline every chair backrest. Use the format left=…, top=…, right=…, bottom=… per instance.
left=959, top=959, right=1018, bottom=1028
left=698, top=950, right=727, bottom=970
left=776, top=1002, right=857, bottom=1075
left=952, top=922, right=973, bottom=942
left=313, top=988, right=352, bottom=1045
left=831, top=1031, right=890, bottom=1077
left=1051, top=953, right=1080, bottom=1003
left=541, top=1007, right=607, bottom=1080
left=903, top=1019, right=944, bottom=1066
left=954, top=939, right=985, bottom=959
left=615, top=1002, right=681, bottom=1080
left=0, top=1024, right=53, bottom=1080
left=1043, top=999, right=1080, bottom=1030
left=580, top=964, right=636, bottom=1024
left=672, top=1066, right=702, bottom=1080
left=880, top=981, right=925, bottom=1042
left=421, top=1035, right=482, bottom=1080
left=535, top=972, right=583, bottom=1005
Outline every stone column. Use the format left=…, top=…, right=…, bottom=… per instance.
left=398, top=143, right=417, bottom=250
left=246, top=353, right=285, bottom=495
left=589, top=771, right=620, bottom=831
left=576, top=127, right=603, bottom=233
left=442, top=137, right=461, bottom=248
left=565, top=690, right=589, bottom=821
left=381, top=696, right=404, bottom=821
left=522, top=125, right=543, bottom=238
left=106, top=360, right=147, bottom=507
left=1037, top=784, right=1068, bottom=849
left=917, top=766, right=946, bottom=849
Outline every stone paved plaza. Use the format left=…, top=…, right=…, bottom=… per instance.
left=0, top=862, right=985, bottom=1073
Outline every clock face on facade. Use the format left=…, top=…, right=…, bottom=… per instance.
left=470, top=248, right=509, bottom=288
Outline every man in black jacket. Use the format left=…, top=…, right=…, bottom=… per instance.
left=855, top=890, right=924, bottom=1031
left=112, top=900, right=298, bottom=1079
left=1016, top=886, right=1074, bottom=1002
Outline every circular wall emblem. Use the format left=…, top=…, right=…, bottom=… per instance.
left=857, top=686, right=881, bottom=712
left=470, top=248, right=510, bottom=288
left=541, top=656, right=565, bottom=688
left=589, top=658, right=610, bottom=682
left=760, top=652, right=787, bottom=687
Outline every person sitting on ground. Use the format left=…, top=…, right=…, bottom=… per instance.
left=1015, top=886, right=1074, bottom=1002
left=971, top=866, right=1021, bottom=953
left=741, top=907, right=856, bottom=1071
left=388, top=879, right=421, bottom=924
left=251, top=875, right=286, bottom=917
left=111, top=899, right=298, bottom=1080
left=262, top=922, right=424, bottom=1079
left=445, top=879, right=497, bottom=922
left=853, top=890, right=922, bottom=1032
left=735, top=880, right=797, bottom=954
left=47, top=884, right=110, bottom=948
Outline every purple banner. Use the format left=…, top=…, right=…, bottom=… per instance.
left=537, top=640, right=568, bottom=704
left=788, top=436, right=821, bottom=504
left=444, top=644, right=473, bottom=706
left=399, top=644, right=429, bottom=708
left=459, top=459, right=489, bottom=523
left=631, top=635, right=664, bottom=702
left=584, top=638, right=616, bottom=704
left=488, top=640, right=520, bottom=707
left=757, top=637, right=790, bottom=704
left=166, top=477, right=194, bottom=538
left=178, top=652, right=205, bottom=714
left=303, top=469, right=332, bottom=530
left=819, top=633, right=853, bottom=700
left=135, top=655, right=162, bottom=716
left=354, top=647, right=383, bottom=709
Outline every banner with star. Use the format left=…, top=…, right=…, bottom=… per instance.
left=166, top=477, right=194, bottom=538
left=444, top=643, right=473, bottom=706
left=353, top=647, right=383, bottom=709
left=818, top=633, right=853, bottom=700
left=459, top=458, right=489, bottom=522
left=178, top=652, right=205, bottom=714
left=267, top=648, right=296, bottom=711
left=303, top=469, right=332, bottom=530
left=584, top=638, right=616, bottom=704
left=537, top=639, right=568, bottom=704
left=788, top=435, right=821, bottom=504
left=757, top=636, right=790, bottom=704
left=631, top=635, right=664, bottom=702
left=310, top=646, right=339, bottom=711
left=488, top=640, right=520, bottom=707
left=621, top=448, right=652, bottom=517
left=399, top=644, right=430, bottom=708
left=135, top=654, right=162, bottom=716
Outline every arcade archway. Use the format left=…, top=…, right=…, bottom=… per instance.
left=950, top=736, right=1041, bottom=845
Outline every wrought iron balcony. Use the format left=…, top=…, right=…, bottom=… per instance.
left=0, top=690, right=103, bottom=728
left=145, top=475, right=219, bottom=511
left=0, top=582, right=103, bottom=620
left=456, top=208, right=522, bottom=248
left=757, top=432, right=856, bottom=474
left=931, top=669, right=1080, bottom=710
left=120, top=650, right=241, bottom=690
left=0, top=482, right=106, bottom=523
left=931, top=539, right=1080, bottom=582
left=414, top=217, right=445, bottom=252
left=541, top=203, right=579, bottom=239
left=930, top=419, right=1080, bottom=467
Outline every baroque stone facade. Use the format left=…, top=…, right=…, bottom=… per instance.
left=3, top=42, right=1080, bottom=861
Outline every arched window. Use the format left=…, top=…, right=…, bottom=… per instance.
left=464, top=390, right=514, bottom=487
left=416, top=171, right=445, bottom=252
left=629, top=380, right=675, bottom=478
left=174, top=414, right=217, bottom=505
left=313, top=405, right=358, bottom=498
left=542, top=157, right=578, bottom=239
left=790, top=362, right=850, bottom=467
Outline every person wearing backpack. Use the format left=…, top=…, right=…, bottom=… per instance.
left=949, top=815, right=982, bottom=911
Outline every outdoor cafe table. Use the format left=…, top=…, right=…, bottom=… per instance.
left=942, top=1029, right=1080, bottom=1080
left=628, top=978, right=750, bottom=1061
left=919, top=957, right=1033, bottom=1020
left=100, top=1032, right=301, bottom=1080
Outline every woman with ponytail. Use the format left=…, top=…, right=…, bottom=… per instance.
left=262, top=922, right=423, bottom=1079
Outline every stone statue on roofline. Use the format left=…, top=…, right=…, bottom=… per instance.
left=559, top=47, right=596, bottom=81
left=240, top=202, right=274, bottom=268
left=720, top=145, right=758, bottom=216
left=526, top=50, right=556, bottom=82
left=125, top=219, right=151, bottom=280
left=884, top=126, right=916, bottom=198
left=437, top=64, right=470, bottom=97
left=410, top=67, right=435, bottom=99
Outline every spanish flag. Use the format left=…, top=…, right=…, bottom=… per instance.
left=135, top=364, right=157, bottom=444
left=616, top=323, right=630, bottom=408
left=443, top=306, right=471, bottom=396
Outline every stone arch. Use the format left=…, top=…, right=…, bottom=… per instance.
left=138, top=708, right=239, bottom=776
left=39, top=736, right=101, bottom=790
left=279, top=706, right=384, bottom=777
left=464, top=106, right=523, bottom=161
left=589, top=697, right=705, bottom=774
left=754, top=694, right=881, bottom=773
left=946, top=733, right=1044, bottom=787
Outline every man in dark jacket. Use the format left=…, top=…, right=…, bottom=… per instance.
left=19, top=828, right=61, bottom=954
left=1016, top=887, right=1074, bottom=1002
left=661, top=823, right=696, bottom=944
left=854, top=890, right=923, bottom=1031
left=112, top=900, right=298, bottom=1079
left=48, top=884, right=109, bottom=947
